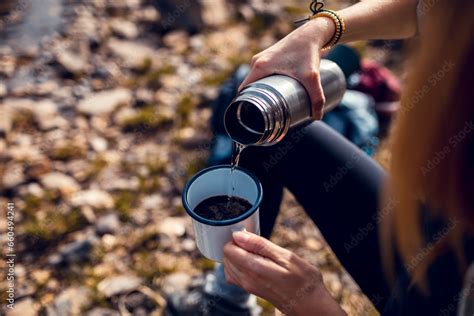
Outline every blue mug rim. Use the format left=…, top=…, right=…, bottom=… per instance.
left=182, top=164, right=263, bottom=226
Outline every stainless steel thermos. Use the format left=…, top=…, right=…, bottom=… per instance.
left=224, top=59, right=346, bottom=146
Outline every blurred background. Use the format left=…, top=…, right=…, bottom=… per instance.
left=0, top=0, right=403, bottom=315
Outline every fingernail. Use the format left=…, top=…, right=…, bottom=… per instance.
left=232, top=231, right=250, bottom=244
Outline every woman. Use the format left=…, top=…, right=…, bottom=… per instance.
left=167, top=0, right=474, bottom=315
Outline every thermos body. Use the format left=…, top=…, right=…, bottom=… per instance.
left=224, top=59, right=346, bottom=146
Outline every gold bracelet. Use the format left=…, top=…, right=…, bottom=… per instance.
left=310, top=10, right=346, bottom=51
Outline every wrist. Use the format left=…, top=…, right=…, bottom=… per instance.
left=294, top=283, right=346, bottom=316
left=307, top=15, right=337, bottom=49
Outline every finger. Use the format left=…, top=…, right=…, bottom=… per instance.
left=232, top=231, right=293, bottom=267
left=238, top=57, right=272, bottom=92
left=225, top=239, right=288, bottom=276
left=223, top=260, right=238, bottom=285
left=238, top=69, right=265, bottom=92
left=301, top=71, right=326, bottom=120
left=224, top=258, right=243, bottom=281
left=224, top=258, right=259, bottom=295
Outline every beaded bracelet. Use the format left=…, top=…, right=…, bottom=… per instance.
left=310, top=9, right=346, bottom=51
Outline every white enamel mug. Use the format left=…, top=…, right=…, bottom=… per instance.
left=182, top=165, right=263, bottom=262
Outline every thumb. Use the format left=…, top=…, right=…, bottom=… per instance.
left=232, top=231, right=290, bottom=262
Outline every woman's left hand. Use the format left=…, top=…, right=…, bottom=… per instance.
left=223, top=231, right=346, bottom=315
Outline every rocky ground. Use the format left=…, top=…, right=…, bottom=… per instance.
left=0, top=0, right=394, bottom=315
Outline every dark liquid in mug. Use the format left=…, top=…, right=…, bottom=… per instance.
left=194, top=195, right=252, bottom=221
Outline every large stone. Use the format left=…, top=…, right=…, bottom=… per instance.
left=97, top=275, right=142, bottom=298
left=1, top=163, right=25, bottom=189
left=27, top=183, right=45, bottom=197
left=99, top=174, right=140, bottom=191
left=201, top=0, right=228, bottom=27
left=2, top=98, right=35, bottom=112
left=8, top=145, right=44, bottom=162
left=64, top=158, right=90, bottom=182
left=160, top=272, right=192, bottom=297
left=107, top=38, right=155, bottom=69
left=47, top=286, right=92, bottom=316
left=140, top=194, right=165, bottom=210
left=122, top=290, right=158, bottom=315
left=158, top=217, right=186, bottom=237
left=78, top=88, right=132, bottom=115
left=48, top=239, right=94, bottom=266
left=109, top=19, right=139, bottom=39
left=95, top=213, right=121, bottom=235
left=7, top=68, right=37, bottom=97
left=162, top=31, right=189, bottom=53
left=56, top=50, right=88, bottom=75
left=71, top=189, right=114, bottom=209
left=89, top=137, right=108, bottom=152
left=113, top=107, right=138, bottom=126
left=6, top=297, right=36, bottom=316
left=40, top=172, right=80, bottom=196
left=31, top=100, right=67, bottom=131
left=25, top=159, right=52, bottom=179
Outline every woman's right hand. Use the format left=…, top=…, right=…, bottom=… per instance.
left=239, top=17, right=336, bottom=119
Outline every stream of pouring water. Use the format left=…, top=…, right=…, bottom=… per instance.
left=228, top=143, right=246, bottom=203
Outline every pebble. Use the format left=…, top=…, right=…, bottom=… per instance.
left=106, top=38, right=155, bottom=69
left=162, top=30, right=189, bottom=53
left=99, top=175, right=140, bottom=191
left=140, top=194, right=165, bottom=210
left=158, top=217, right=186, bottom=237
left=90, top=137, right=108, bottom=152
left=46, top=286, right=92, bottom=316
left=101, top=234, right=118, bottom=251
left=323, top=272, right=343, bottom=298
left=27, top=183, right=45, bottom=198
left=135, top=88, right=154, bottom=106
left=201, top=0, right=228, bottom=27
left=305, top=237, right=323, bottom=251
left=31, top=100, right=68, bottom=131
left=56, top=50, right=88, bottom=75
left=2, top=163, right=25, bottom=189
left=31, top=269, right=51, bottom=285
left=48, top=238, right=94, bottom=266
left=6, top=297, right=36, bottom=316
left=71, top=190, right=114, bottom=209
left=40, top=172, right=80, bottom=196
left=97, top=275, right=142, bottom=298
left=123, top=290, right=158, bottom=314
left=78, top=88, right=132, bottom=115
left=160, top=272, right=192, bottom=297
left=95, top=213, right=121, bottom=235
left=109, top=19, right=139, bottom=39
left=181, top=238, right=196, bottom=252
left=25, top=158, right=52, bottom=179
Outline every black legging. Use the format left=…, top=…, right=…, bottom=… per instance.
left=238, top=120, right=391, bottom=307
